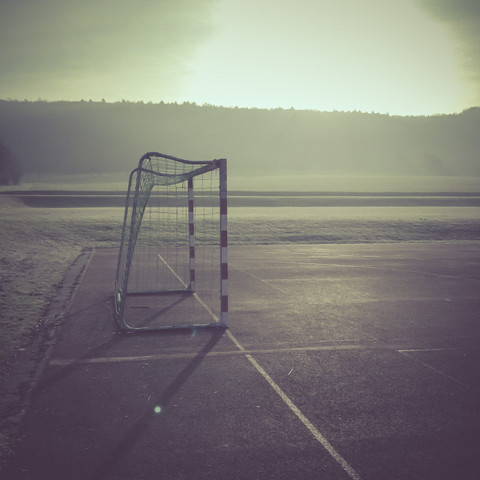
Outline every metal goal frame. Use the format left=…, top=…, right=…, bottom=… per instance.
left=113, top=152, right=228, bottom=331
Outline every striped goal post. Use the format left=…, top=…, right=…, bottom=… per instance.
left=114, top=152, right=228, bottom=331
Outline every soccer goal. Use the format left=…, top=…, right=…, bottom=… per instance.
left=114, top=152, right=228, bottom=331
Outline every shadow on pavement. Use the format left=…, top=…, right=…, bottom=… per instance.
left=88, top=328, right=224, bottom=480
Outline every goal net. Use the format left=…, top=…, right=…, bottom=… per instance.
left=114, top=152, right=228, bottom=331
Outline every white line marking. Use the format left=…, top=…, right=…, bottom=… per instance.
left=398, top=347, right=460, bottom=353
left=226, top=329, right=362, bottom=480
left=232, top=268, right=288, bottom=294
left=48, top=343, right=383, bottom=366
left=157, top=253, right=189, bottom=289
left=50, top=344, right=475, bottom=366
left=55, top=252, right=361, bottom=476
left=157, top=253, right=220, bottom=323
left=397, top=349, right=480, bottom=394
left=288, top=261, right=480, bottom=282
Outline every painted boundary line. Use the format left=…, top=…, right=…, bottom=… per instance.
left=49, top=344, right=478, bottom=366
left=225, top=329, right=362, bottom=480
left=397, top=349, right=480, bottom=395
left=156, top=253, right=219, bottom=323
left=52, top=266, right=362, bottom=479
left=49, top=250, right=364, bottom=478
left=49, top=344, right=370, bottom=365
left=50, top=343, right=378, bottom=366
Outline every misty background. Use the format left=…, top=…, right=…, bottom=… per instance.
left=0, top=100, right=479, bottom=184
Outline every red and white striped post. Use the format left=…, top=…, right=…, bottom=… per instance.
left=188, top=177, right=195, bottom=291
left=219, top=158, right=228, bottom=327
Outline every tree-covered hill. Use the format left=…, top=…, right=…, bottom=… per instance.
left=0, top=100, right=479, bottom=178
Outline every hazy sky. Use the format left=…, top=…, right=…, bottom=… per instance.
left=0, top=0, right=479, bottom=115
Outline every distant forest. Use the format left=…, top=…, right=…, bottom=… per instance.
left=0, top=100, right=479, bottom=180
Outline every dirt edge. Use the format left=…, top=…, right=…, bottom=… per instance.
left=0, top=248, right=94, bottom=470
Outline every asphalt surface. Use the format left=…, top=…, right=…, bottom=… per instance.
left=3, top=243, right=480, bottom=480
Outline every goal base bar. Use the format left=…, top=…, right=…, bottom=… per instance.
left=117, top=321, right=228, bottom=333
left=125, top=289, right=193, bottom=297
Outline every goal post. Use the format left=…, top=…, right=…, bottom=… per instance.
left=114, top=152, right=228, bottom=331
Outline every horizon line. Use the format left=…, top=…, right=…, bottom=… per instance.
left=0, top=97, right=478, bottom=118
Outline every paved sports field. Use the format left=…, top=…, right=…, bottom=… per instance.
left=3, top=243, right=480, bottom=479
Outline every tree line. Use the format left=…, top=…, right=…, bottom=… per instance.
left=0, top=135, right=22, bottom=184
left=0, top=100, right=479, bottom=181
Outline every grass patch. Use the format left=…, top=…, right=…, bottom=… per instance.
left=0, top=201, right=124, bottom=463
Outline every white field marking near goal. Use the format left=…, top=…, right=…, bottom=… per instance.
left=397, top=349, right=480, bottom=395
left=156, top=254, right=219, bottom=322
left=67, top=252, right=362, bottom=479
left=295, top=261, right=480, bottom=282
left=49, top=343, right=472, bottom=366
left=136, top=254, right=361, bottom=478
left=233, top=268, right=289, bottom=294
left=227, top=330, right=361, bottom=480
left=225, top=328, right=363, bottom=480
left=127, top=255, right=363, bottom=480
